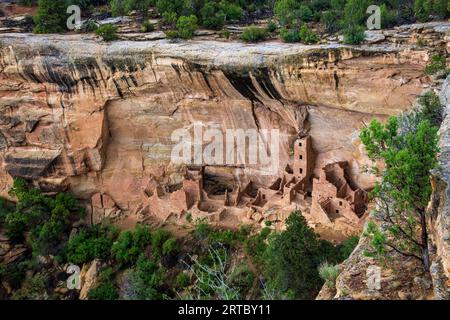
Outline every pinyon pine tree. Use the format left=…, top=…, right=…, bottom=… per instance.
left=33, top=0, right=69, bottom=34
left=360, top=110, right=440, bottom=270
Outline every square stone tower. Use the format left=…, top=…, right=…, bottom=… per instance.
left=293, top=136, right=314, bottom=182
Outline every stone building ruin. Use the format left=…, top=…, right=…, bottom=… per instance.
left=91, top=135, right=368, bottom=237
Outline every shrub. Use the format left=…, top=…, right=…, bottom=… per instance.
left=193, top=218, right=212, bottom=240
left=267, top=21, right=277, bottom=33
left=279, top=28, right=300, bottom=43
left=220, top=28, right=231, bottom=39
left=33, top=0, right=68, bottom=34
left=338, top=236, right=359, bottom=260
left=12, top=273, right=48, bottom=300
left=95, top=24, right=118, bottom=41
left=175, top=272, right=190, bottom=288
left=318, top=262, right=340, bottom=289
left=418, top=91, right=444, bottom=126
left=5, top=178, right=84, bottom=256
left=343, top=25, right=365, bottom=44
left=88, top=282, right=119, bottom=300
left=151, top=229, right=171, bottom=257
left=0, top=198, right=14, bottom=227
left=112, top=225, right=152, bottom=265
left=128, top=254, right=166, bottom=299
left=245, top=227, right=271, bottom=264
left=162, top=11, right=178, bottom=26
left=109, top=0, right=126, bottom=17
left=321, top=10, right=340, bottom=33
left=141, top=20, right=155, bottom=33
left=165, top=30, right=179, bottom=39
left=200, top=2, right=225, bottom=29
left=162, top=238, right=179, bottom=256
left=66, top=224, right=118, bottom=264
left=425, top=55, right=448, bottom=76
left=261, top=212, right=341, bottom=299
left=380, top=4, right=396, bottom=29
left=274, top=0, right=311, bottom=27
left=299, top=24, right=319, bottom=44
left=240, top=25, right=267, bottom=43
left=228, top=264, right=255, bottom=294
left=84, top=20, right=99, bottom=32
left=220, top=1, right=243, bottom=22
left=176, top=15, right=198, bottom=39
left=88, top=267, right=119, bottom=300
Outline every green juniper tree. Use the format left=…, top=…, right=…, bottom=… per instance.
left=360, top=108, right=441, bottom=270
left=33, top=0, right=69, bottom=34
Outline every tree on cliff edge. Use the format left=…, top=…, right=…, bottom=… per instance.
left=360, top=108, right=440, bottom=270
left=33, top=0, right=68, bottom=34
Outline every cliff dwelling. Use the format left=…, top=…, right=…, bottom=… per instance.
left=92, top=134, right=369, bottom=239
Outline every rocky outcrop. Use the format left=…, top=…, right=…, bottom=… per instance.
left=79, top=259, right=101, bottom=300
left=318, top=73, right=450, bottom=300
left=429, top=75, right=450, bottom=299
left=0, top=25, right=445, bottom=236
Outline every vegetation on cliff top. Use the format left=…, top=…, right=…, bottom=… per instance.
left=23, top=0, right=450, bottom=44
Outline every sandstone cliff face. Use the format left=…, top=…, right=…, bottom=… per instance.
left=317, top=75, right=450, bottom=301
left=0, top=32, right=435, bottom=227
left=429, top=75, right=450, bottom=299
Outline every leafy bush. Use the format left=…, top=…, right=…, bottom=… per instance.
left=151, top=229, right=171, bottom=257
left=245, top=227, right=271, bottom=264
left=240, top=25, right=267, bottom=43
left=12, top=273, right=48, bottom=300
left=95, top=24, right=118, bottom=41
left=165, top=29, right=179, bottom=39
left=128, top=254, right=166, bottom=299
left=228, top=264, right=255, bottom=294
left=88, top=267, right=119, bottom=300
left=88, top=282, right=119, bottom=300
left=299, top=24, right=319, bottom=43
left=414, top=0, right=449, bottom=21
left=275, top=0, right=311, bottom=27
left=112, top=225, right=152, bottom=265
left=261, top=212, right=341, bottom=299
left=193, top=218, right=212, bottom=240
left=175, top=272, right=191, bottom=288
left=162, top=238, right=179, bottom=256
left=141, top=20, right=155, bottom=33
left=321, top=10, right=340, bottom=33
left=343, top=25, right=365, bottom=44
left=425, top=55, right=448, bottom=76
left=33, top=0, right=68, bottom=34
left=176, top=15, right=198, bottom=39
left=418, top=91, right=444, bottom=127
left=5, top=178, right=84, bottom=256
left=162, top=11, right=178, bottom=26
left=84, top=20, right=99, bottom=32
left=66, top=224, right=118, bottom=264
left=338, top=236, right=359, bottom=260
left=318, top=262, right=340, bottom=289
left=279, top=28, right=300, bottom=43
left=267, top=21, right=277, bottom=33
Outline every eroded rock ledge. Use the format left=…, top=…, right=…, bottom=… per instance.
left=0, top=32, right=440, bottom=238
